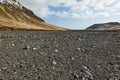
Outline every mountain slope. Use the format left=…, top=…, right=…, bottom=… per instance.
left=86, top=22, right=120, bottom=30
left=0, top=2, right=67, bottom=31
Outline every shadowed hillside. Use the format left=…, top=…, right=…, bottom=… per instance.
left=86, top=22, right=120, bottom=30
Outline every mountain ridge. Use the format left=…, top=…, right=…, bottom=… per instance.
left=86, top=22, right=120, bottom=30
left=0, top=0, right=67, bottom=31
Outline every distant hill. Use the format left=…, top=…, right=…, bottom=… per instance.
left=86, top=22, right=120, bottom=30
left=0, top=0, right=67, bottom=31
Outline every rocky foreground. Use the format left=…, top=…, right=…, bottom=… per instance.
left=0, top=31, right=120, bottom=80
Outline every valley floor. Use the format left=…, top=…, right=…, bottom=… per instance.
left=0, top=30, right=120, bottom=80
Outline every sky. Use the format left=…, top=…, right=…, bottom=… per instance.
left=18, top=0, right=120, bottom=29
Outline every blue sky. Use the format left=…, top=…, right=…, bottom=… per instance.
left=19, top=0, right=120, bottom=29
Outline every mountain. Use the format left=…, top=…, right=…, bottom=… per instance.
left=86, top=22, right=120, bottom=30
left=0, top=0, right=67, bottom=31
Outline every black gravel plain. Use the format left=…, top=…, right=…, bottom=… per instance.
left=0, top=30, right=120, bottom=80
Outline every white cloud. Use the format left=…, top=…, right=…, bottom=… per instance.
left=36, top=7, right=54, bottom=17
left=97, top=12, right=110, bottom=17
left=113, top=2, right=120, bottom=11
left=56, top=11, right=70, bottom=18
left=19, top=0, right=120, bottom=18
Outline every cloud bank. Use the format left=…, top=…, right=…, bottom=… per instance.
left=19, top=0, right=120, bottom=18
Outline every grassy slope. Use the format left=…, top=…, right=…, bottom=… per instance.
left=0, top=3, right=67, bottom=30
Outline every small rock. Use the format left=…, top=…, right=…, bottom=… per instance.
left=41, top=39, right=44, bottom=41
left=81, top=65, right=93, bottom=80
left=13, top=71, right=17, bottom=74
left=77, top=48, right=81, bottom=51
left=71, top=57, right=75, bottom=60
left=74, top=74, right=79, bottom=79
left=22, top=46, right=30, bottom=50
left=77, top=48, right=85, bottom=52
left=27, top=46, right=30, bottom=49
left=40, top=52, right=44, bottom=55
left=81, top=49, right=85, bottom=52
left=11, top=44, right=15, bottom=46
left=32, top=47, right=37, bottom=50
left=2, top=67, right=7, bottom=70
left=78, top=38, right=81, bottom=41
left=54, top=49, right=58, bottom=52
left=52, top=61, right=57, bottom=65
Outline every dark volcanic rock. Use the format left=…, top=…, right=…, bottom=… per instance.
left=0, top=31, right=120, bottom=80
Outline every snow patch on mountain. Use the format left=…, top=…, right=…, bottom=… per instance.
left=0, top=0, right=23, bottom=9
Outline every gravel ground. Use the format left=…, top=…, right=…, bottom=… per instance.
left=0, top=30, right=120, bottom=80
